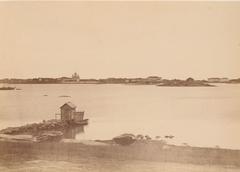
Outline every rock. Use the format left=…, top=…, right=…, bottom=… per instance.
left=113, top=133, right=136, bottom=146
left=0, top=134, right=34, bottom=142
left=35, top=131, right=63, bottom=142
left=136, top=134, right=144, bottom=140
left=0, top=127, right=19, bottom=134
left=145, top=135, right=152, bottom=140
left=59, top=95, right=71, bottom=98
left=0, top=119, right=72, bottom=136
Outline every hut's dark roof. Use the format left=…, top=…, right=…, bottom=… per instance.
left=60, top=102, right=77, bottom=109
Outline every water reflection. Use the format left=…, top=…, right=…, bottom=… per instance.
left=63, top=125, right=85, bottom=139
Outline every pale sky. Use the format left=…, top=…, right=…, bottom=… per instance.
left=0, top=2, right=240, bottom=79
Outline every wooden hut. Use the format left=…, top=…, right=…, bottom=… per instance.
left=59, top=102, right=87, bottom=124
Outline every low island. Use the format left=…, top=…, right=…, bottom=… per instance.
left=157, top=78, right=215, bottom=87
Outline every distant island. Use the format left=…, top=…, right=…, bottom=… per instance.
left=0, top=72, right=240, bottom=86
left=157, top=78, right=215, bottom=87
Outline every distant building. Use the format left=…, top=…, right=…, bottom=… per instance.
left=220, top=78, right=230, bottom=82
left=208, top=78, right=229, bottom=83
left=129, top=78, right=144, bottom=83
left=60, top=102, right=84, bottom=122
left=146, top=76, right=162, bottom=82
left=72, top=72, right=80, bottom=81
left=61, top=72, right=80, bottom=83
left=78, top=79, right=99, bottom=84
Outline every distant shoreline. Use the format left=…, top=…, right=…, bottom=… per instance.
left=1, top=81, right=239, bottom=86
left=1, top=75, right=240, bottom=85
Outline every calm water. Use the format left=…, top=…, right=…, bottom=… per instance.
left=0, top=83, right=240, bottom=149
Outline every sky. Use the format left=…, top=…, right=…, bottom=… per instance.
left=0, top=2, right=240, bottom=79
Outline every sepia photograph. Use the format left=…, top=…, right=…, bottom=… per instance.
left=0, top=1, right=240, bottom=172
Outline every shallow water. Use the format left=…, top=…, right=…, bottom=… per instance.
left=0, top=83, right=240, bottom=149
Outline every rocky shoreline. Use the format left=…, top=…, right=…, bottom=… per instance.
left=0, top=119, right=69, bottom=135
left=0, top=119, right=80, bottom=142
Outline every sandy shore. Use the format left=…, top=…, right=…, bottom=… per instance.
left=1, top=159, right=239, bottom=172
left=0, top=140, right=239, bottom=172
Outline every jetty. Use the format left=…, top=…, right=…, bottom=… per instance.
left=0, top=102, right=88, bottom=142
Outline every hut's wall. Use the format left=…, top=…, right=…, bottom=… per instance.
left=60, top=106, right=76, bottom=121
left=73, top=112, right=84, bottom=122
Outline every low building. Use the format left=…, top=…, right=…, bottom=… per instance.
left=146, top=76, right=162, bottom=81
left=208, top=78, right=229, bottom=83
left=78, top=79, right=99, bottom=84
left=60, top=102, right=84, bottom=122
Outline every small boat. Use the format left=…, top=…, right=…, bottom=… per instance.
left=59, top=95, right=71, bottom=98
left=74, top=119, right=89, bottom=125
left=0, top=87, right=15, bottom=90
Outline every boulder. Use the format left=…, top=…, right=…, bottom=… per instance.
left=113, top=133, right=136, bottom=146
left=35, top=131, right=63, bottom=142
left=0, top=134, right=34, bottom=142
